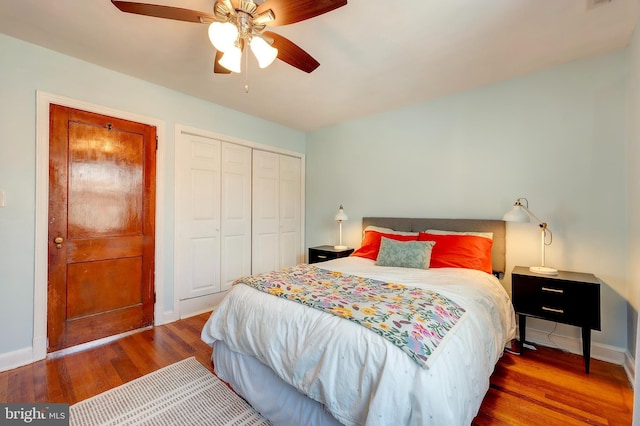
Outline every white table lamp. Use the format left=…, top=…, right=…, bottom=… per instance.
left=503, top=198, right=558, bottom=275
left=334, top=205, right=348, bottom=250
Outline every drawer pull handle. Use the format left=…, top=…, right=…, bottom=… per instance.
left=541, top=287, right=564, bottom=294
left=542, top=306, right=564, bottom=314
left=317, top=255, right=328, bottom=259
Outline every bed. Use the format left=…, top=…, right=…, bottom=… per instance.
left=201, top=218, right=516, bottom=425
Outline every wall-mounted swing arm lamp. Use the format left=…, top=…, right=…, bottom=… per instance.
left=503, top=198, right=558, bottom=275
left=334, top=205, right=348, bottom=250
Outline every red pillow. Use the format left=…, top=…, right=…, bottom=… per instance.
left=417, top=232, right=493, bottom=274
left=351, top=230, right=418, bottom=260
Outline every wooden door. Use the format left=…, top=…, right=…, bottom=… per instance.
left=48, top=104, right=156, bottom=352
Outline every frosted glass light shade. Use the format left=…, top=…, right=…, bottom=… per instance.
left=208, top=22, right=238, bottom=52
left=218, top=45, right=242, bottom=73
left=250, top=36, right=278, bottom=68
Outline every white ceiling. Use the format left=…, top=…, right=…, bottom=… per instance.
left=0, top=0, right=638, bottom=132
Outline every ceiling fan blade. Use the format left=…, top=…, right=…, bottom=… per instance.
left=214, top=50, right=232, bottom=74
left=264, top=31, right=319, bottom=73
left=256, top=0, right=347, bottom=26
left=111, top=1, right=215, bottom=24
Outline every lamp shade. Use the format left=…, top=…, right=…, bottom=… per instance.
left=334, top=205, right=348, bottom=222
left=208, top=22, right=238, bottom=53
left=503, top=197, right=558, bottom=275
left=502, top=204, right=530, bottom=223
left=218, top=45, right=242, bottom=73
left=250, top=36, right=278, bottom=68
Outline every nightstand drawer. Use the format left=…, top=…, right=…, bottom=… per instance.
left=309, top=245, right=354, bottom=264
left=310, top=252, right=332, bottom=263
left=514, top=281, right=574, bottom=324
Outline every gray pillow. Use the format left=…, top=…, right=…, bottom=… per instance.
left=375, top=237, right=435, bottom=269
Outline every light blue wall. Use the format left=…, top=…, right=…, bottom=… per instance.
left=0, top=33, right=305, bottom=356
left=306, top=50, right=628, bottom=350
left=627, top=7, right=640, bottom=392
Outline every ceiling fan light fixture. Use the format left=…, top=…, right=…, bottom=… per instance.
left=250, top=36, right=278, bottom=68
left=208, top=21, right=238, bottom=52
left=219, top=44, right=243, bottom=73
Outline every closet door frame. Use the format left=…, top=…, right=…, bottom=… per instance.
left=173, top=124, right=305, bottom=318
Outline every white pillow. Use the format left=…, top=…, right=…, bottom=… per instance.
left=424, top=229, right=493, bottom=240
left=364, top=225, right=418, bottom=236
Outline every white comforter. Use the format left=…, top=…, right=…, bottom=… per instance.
left=201, top=257, right=516, bottom=426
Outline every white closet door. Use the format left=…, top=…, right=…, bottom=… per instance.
left=176, top=134, right=221, bottom=300
left=221, top=143, right=252, bottom=291
left=252, top=150, right=280, bottom=274
left=279, top=155, right=302, bottom=268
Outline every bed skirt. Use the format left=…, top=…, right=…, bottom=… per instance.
left=212, top=340, right=343, bottom=426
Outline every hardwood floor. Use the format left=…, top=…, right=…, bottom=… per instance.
left=475, top=345, right=633, bottom=425
left=0, top=312, right=633, bottom=425
left=0, top=313, right=214, bottom=405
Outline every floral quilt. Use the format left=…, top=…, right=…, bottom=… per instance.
left=234, top=264, right=466, bottom=368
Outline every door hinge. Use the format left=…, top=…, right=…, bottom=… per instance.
left=156, top=136, right=158, bottom=150
left=154, top=292, right=157, bottom=303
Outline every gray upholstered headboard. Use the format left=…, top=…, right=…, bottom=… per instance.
left=362, top=217, right=506, bottom=275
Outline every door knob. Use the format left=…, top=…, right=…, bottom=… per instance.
left=54, top=236, right=64, bottom=249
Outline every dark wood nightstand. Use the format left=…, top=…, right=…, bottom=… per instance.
left=308, top=245, right=354, bottom=264
left=511, top=266, right=601, bottom=373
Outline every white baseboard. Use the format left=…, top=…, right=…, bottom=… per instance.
left=0, top=346, right=35, bottom=372
left=156, top=310, right=180, bottom=326
left=179, top=292, right=226, bottom=319
left=624, top=349, right=636, bottom=389
left=524, top=327, right=633, bottom=385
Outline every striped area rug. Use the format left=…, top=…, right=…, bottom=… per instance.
left=70, top=357, right=269, bottom=425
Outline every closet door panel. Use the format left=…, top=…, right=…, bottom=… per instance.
left=221, top=143, right=252, bottom=291
left=176, top=135, right=221, bottom=300
left=252, top=150, right=280, bottom=274
left=279, top=155, right=302, bottom=268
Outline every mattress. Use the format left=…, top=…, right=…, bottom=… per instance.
left=201, top=256, right=516, bottom=425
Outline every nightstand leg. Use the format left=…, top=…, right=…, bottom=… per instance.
left=518, top=314, right=527, bottom=353
left=582, top=327, right=591, bottom=374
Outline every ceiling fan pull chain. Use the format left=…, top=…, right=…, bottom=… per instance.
left=244, top=46, right=250, bottom=93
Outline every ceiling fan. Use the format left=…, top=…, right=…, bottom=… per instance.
left=111, top=0, right=347, bottom=74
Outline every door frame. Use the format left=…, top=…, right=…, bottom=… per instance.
left=33, top=91, right=167, bottom=361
